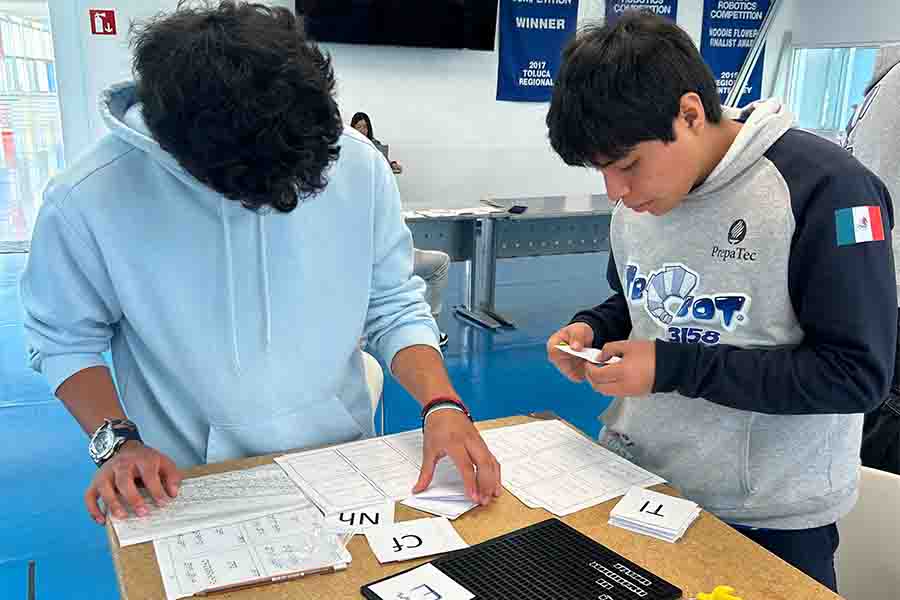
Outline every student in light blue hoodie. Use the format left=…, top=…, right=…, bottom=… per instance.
left=20, top=1, right=501, bottom=525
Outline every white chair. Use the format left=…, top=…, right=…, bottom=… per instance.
left=361, top=351, right=385, bottom=435
left=836, top=466, right=900, bottom=599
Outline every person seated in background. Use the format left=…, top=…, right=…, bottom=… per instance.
left=20, top=0, right=500, bottom=526
left=351, top=110, right=451, bottom=347
left=545, top=13, right=895, bottom=591
left=351, top=111, right=402, bottom=174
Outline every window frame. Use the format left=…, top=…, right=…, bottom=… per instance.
left=784, top=41, right=882, bottom=140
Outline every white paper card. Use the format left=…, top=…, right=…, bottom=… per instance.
left=325, top=502, right=395, bottom=534
left=609, top=486, right=701, bottom=542
left=555, top=343, right=622, bottom=365
left=610, top=487, right=699, bottom=531
left=401, top=497, right=475, bottom=520
left=368, top=563, right=475, bottom=600
left=365, top=517, right=468, bottom=564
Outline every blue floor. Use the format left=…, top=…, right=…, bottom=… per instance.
left=0, top=250, right=613, bottom=599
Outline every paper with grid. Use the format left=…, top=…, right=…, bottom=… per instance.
left=154, top=505, right=351, bottom=600
left=275, top=430, right=476, bottom=517
left=481, top=420, right=665, bottom=516
left=111, top=464, right=312, bottom=547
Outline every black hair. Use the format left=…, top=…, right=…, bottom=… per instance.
left=547, top=11, right=722, bottom=168
left=350, top=112, right=375, bottom=141
left=131, top=0, right=342, bottom=212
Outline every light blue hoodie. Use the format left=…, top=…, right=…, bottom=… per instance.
left=21, top=83, right=439, bottom=467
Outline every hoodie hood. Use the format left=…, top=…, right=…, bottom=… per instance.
left=102, top=82, right=216, bottom=197
left=867, top=43, right=900, bottom=94
left=689, top=99, right=794, bottom=199
left=102, top=81, right=271, bottom=373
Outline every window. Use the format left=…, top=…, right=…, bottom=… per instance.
left=787, top=46, right=879, bottom=139
left=0, top=7, right=63, bottom=250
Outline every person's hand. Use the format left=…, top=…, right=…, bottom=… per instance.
left=86, top=441, right=183, bottom=525
left=547, top=322, right=595, bottom=382
left=584, top=340, right=656, bottom=397
left=390, top=160, right=403, bottom=174
left=413, top=409, right=502, bottom=506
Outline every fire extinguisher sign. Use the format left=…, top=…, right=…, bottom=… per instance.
left=89, top=9, right=117, bottom=36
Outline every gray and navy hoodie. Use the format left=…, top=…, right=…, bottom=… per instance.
left=574, top=100, right=897, bottom=529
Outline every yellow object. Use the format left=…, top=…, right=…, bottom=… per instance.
left=696, top=586, right=743, bottom=600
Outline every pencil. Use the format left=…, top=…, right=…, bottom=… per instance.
left=194, top=563, right=347, bottom=596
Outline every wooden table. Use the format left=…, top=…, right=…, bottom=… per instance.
left=106, top=416, right=842, bottom=599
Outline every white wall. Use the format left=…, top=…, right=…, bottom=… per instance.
left=791, top=0, right=900, bottom=46
left=48, top=0, right=294, bottom=169
left=329, top=0, right=791, bottom=205
left=48, top=0, right=792, bottom=208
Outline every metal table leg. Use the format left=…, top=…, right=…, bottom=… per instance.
left=454, top=217, right=516, bottom=329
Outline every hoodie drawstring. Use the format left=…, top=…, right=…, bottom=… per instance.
left=220, top=198, right=241, bottom=373
left=258, top=212, right=272, bottom=350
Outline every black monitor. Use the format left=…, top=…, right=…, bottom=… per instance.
left=296, top=1, right=499, bottom=51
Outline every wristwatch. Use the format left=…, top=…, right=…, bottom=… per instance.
left=88, top=418, right=142, bottom=467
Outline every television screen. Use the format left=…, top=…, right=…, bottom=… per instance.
left=296, top=1, right=499, bottom=51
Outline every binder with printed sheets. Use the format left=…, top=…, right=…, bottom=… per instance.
left=360, top=518, right=683, bottom=600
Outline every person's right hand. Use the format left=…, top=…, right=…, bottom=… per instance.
left=86, top=441, right=183, bottom=525
left=547, top=322, right=596, bottom=383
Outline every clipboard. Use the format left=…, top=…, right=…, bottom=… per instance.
left=360, top=518, right=682, bottom=600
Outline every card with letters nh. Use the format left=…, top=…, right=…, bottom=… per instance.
left=325, top=502, right=395, bottom=534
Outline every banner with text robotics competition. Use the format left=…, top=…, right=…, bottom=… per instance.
left=496, top=0, right=580, bottom=102
left=700, top=0, right=770, bottom=105
left=605, top=0, right=678, bottom=25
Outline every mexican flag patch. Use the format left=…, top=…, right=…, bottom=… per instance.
left=835, top=206, right=885, bottom=246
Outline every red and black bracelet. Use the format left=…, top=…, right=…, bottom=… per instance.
left=420, top=397, right=473, bottom=424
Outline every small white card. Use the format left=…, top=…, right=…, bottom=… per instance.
left=555, top=343, right=622, bottom=365
left=365, top=517, right=468, bottom=564
left=325, top=502, right=395, bottom=534
left=401, top=497, right=476, bottom=520
left=611, top=487, right=698, bottom=528
left=609, top=487, right=701, bottom=542
left=368, top=563, right=475, bottom=600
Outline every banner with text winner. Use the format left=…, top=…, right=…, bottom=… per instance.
left=497, top=0, right=580, bottom=102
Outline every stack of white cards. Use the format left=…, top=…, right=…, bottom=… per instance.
left=608, top=486, right=701, bottom=543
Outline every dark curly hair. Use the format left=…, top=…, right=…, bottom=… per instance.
left=131, top=0, right=342, bottom=212
left=547, top=11, right=722, bottom=168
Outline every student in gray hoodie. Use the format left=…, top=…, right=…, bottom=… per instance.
left=545, top=14, right=896, bottom=592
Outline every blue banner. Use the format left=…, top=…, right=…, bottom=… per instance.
left=605, top=0, right=678, bottom=25
left=496, top=0, right=580, bottom=102
left=700, top=0, right=770, bottom=105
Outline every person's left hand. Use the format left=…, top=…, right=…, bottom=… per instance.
left=584, top=340, right=656, bottom=397
left=413, top=408, right=502, bottom=506
left=390, top=160, right=403, bottom=174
